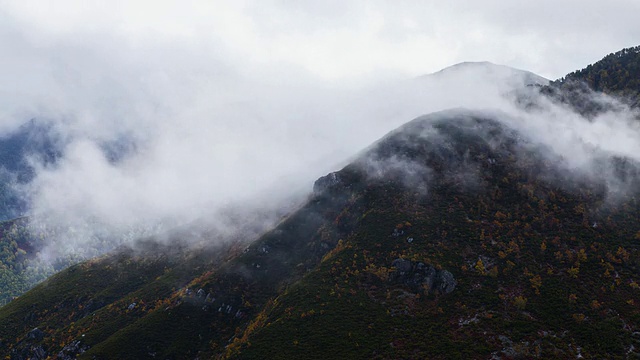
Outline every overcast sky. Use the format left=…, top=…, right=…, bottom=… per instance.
left=1, top=1, right=639, bottom=259
left=1, top=0, right=638, bottom=82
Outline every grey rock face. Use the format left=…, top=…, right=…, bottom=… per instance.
left=26, top=328, right=44, bottom=341
left=313, top=172, right=343, bottom=194
left=436, top=270, right=457, bottom=294
left=58, top=340, right=89, bottom=360
left=390, top=258, right=457, bottom=294
left=391, top=258, right=412, bottom=274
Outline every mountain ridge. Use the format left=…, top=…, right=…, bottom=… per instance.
left=2, top=46, right=640, bottom=359
left=426, top=61, right=550, bottom=87
left=3, top=107, right=640, bottom=359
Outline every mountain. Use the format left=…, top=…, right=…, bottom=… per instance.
left=0, top=217, right=53, bottom=307
left=0, top=120, right=66, bottom=306
left=555, top=46, right=640, bottom=107
left=0, top=119, right=144, bottom=306
left=0, top=60, right=554, bottom=309
left=428, top=61, right=549, bottom=87
left=2, top=107, right=640, bottom=359
left=2, top=47, right=640, bottom=359
left=540, top=46, right=640, bottom=115
left=0, top=118, right=138, bottom=222
left=0, top=119, right=63, bottom=221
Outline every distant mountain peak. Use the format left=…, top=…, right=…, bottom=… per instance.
left=437, top=60, right=496, bottom=69
left=427, top=61, right=550, bottom=86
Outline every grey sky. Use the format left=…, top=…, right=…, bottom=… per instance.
left=1, top=1, right=639, bottom=260
left=1, top=0, right=638, bottom=82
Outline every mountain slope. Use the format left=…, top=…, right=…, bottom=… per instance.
left=2, top=109, right=640, bottom=359
left=0, top=217, right=53, bottom=306
left=540, top=45, right=640, bottom=115
left=0, top=119, right=63, bottom=221
left=557, top=45, right=640, bottom=107
left=226, top=110, right=640, bottom=359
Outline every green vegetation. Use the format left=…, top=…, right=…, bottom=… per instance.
left=0, top=218, right=53, bottom=306
left=227, top=116, right=640, bottom=359
left=558, top=45, right=640, bottom=106
left=541, top=45, right=640, bottom=114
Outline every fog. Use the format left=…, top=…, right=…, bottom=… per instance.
left=0, top=36, right=544, bottom=260
left=0, top=3, right=638, bottom=267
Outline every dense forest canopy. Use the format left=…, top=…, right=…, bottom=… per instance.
left=553, top=46, right=640, bottom=108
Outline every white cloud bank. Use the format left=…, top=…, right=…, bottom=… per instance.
left=0, top=1, right=637, bottom=262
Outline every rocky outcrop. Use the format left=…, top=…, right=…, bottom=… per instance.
left=313, top=172, right=344, bottom=194
left=57, top=340, right=89, bottom=360
left=390, top=258, right=457, bottom=294
left=435, top=270, right=457, bottom=294
left=11, top=345, right=47, bottom=360
left=7, top=328, right=48, bottom=360
left=25, top=328, right=44, bottom=341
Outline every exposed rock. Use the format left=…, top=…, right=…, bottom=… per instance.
left=11, top=345, right=47, bottom=360
left=436, top=270, right=457, bottom=294
left=458, top=314, right=480, bottom=326
left=31, top=345, right=46, bottom=360
left=9, top=329, right=49, bottom=360
left=26, top=328, right=44, bottom=341
left=218, top=304, right=234, bottom=314
left=491, top=335, right=536, bottom=359
left=478, top=255, right=495, bottom=270
left=391, top=258, right=412, bottom=274
left=313, top=172, right=344, bottom=194
left=413, top=263, right=437, bottom=290
left=391, top=228, right=404, bottom=237
left=390, top=258, right=457, bottom=294
left=57, top=340, right=89, bottom=360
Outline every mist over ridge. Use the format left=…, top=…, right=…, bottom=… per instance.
left=5, top=52, right=640, bottom=267
left=0, top=51, right=558, bottom=261
left=0, top=9, right=638, bottom=271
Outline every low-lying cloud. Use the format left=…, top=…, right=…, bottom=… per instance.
left=0, top=7, right=638, bottom=269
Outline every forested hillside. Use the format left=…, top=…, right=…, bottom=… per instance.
left=543, top=46, right=640, bottom=112
left=0, top=218, right=44, bottom=305
left=2, top=110, right=640, bottom=359
left=559, top=46, right=640, bottom=97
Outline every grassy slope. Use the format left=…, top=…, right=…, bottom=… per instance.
left=0, top=240, right=240, bottom=358
left=78, top=179, right=359, bottom=359
left=0, top=171, right=357, bottom=359
left=235, top=183, right=640, bottom=359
